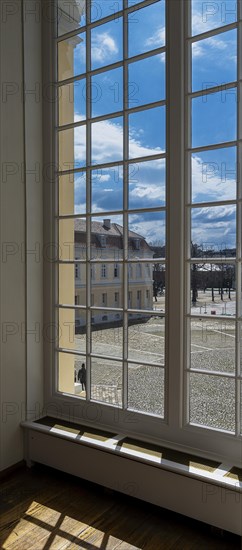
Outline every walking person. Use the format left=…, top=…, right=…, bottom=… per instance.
left=78, top=363, right=86, bottom=391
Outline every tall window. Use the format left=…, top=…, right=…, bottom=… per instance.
left=186, top=0, right=239, bottom=437
left=52, top=0, right=242, bottom=463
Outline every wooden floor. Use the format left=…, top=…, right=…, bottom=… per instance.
left=0, top=464, right=240, bottom=549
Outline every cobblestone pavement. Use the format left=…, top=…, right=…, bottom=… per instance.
left=73, top=292, right=236, bottom=431
left=76, top=385, right=122, bottom=406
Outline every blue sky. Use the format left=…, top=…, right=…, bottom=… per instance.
left=59, top=0, right=238, bottom=249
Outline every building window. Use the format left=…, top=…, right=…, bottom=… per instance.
left=53, top=0, right=241, bottom=463
left=99, top=235, right=106, bottom=248
left=102, top=293, right=107, bottom=307
left=136, top=263, right=142, bottom=278
left=75, top=262, right=80, bottom=279
left=134, top=238, right=140, bottom=250
left=114, top=292, right=119, bottom=306
left=101, top=264, right=107, bottom=278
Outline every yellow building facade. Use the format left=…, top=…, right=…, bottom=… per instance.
left=74, top=219, right=154, bottom=327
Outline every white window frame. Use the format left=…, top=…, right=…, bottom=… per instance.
left=42, top=0, right=242, bottom=465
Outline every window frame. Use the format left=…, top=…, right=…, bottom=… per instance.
left=42, top=0, right=242, bottom=465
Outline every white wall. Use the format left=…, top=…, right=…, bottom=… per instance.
left=0, top=0, right=43, bottom=471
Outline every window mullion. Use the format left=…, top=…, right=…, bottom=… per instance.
left=235, top=0, right=242, bottom=435
left=123, top=0, right=128, bottom=410
left=86, top=0, right=92, bottom=401
left=166, top=0, right=185, bottom=429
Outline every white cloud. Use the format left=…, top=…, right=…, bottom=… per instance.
left=192, top=35, right=236, bottom=63
left=191, top=6, right=220, bottom=36
left=191, top=2, right=237, bottom=36
left=74, top=118, right=165, bottom=166
left=74, top=113, right=85, bottom=123
left=192, top=155, right=236, bottom=202
left=91, top=119, right=123, bottom=163
left=192, top=204, right=236, bottom=247
left=129, top=218, right=165, bottom=246
left=98, top=175, right=111, bottom=182
left=130, top=183, right=164, bottom=201
left=91, top=32, right=118, bottom=63
left=145, top=26, right=165, bottom=50
left=192, top=205, right=235, bottom=220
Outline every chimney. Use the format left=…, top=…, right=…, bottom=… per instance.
left=103, top=218, right=111, bottom=230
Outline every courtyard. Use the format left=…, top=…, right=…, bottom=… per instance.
left=72, top=290, right=236, bottom=432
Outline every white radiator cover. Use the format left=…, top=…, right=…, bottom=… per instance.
left=23, top=427, right=242, bottom=536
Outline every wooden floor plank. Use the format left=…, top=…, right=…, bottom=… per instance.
left=0, top=465, right=240, bottom=550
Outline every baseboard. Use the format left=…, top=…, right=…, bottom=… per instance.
left=0, top=461, right=25, bottom=480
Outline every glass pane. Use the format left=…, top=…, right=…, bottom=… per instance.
left=128, top=262, right=165, bottom=312
left=128, top=54, right=165, bottom=108
left=192, top=30, right=237, bottom=93
left=59, top=218, right=87, bottom=261
left=91, top=263, right=123, bottom=307
left=191, top=0, right=237, bottom=37
left=128, top=0, right=143, bottom=5
left=128, top=211, right=166, bottom=258
left=129, top=159, right=166, bottom=209
left=153, top=263, right=166, bottom=310
left=190, top=319, right=235, bottom=372
left=91, top=117, right=123, bottom=164
left=59, top=264, right=86, bottom=306
left=92, top=165, right=123, bottom=212
left=91, top=358, right=122, bottom=406
left=128, top=1, right=165, bottom=58
left=59, top=308, right=86, bottom=353
left=92, top=67, right=123, bottom=117
left=191, top=205, right=236, bottom=257
left=91, top=0, right=122, bottom=22
left=58, top=352, right=86, bottom=397
left=90, top=217, right=124, bottom=260
left=189, top=372, right=235, bottom=431
left=59, top=172, right=86, bottom=216
left=58, top=80, right=86, bottom=126
left=58, top=0, right=86, bottom=36
left=129, top=106, right=166, bottom=158
left=128, top=364, right=164, bottom=417
left=59, top=126, right=86, bottom=171
left=192, top=88, right=237, bottom=148
left=91, top=311, right=123, bottom=358
left=128, top=262, right=153, bottom=309
left=91, top=18, right=123, bottom=70
left=191, top=147, right=236, bottom=204
left=190, top=263, right=236, bottom=315
left=58, top=33, right=86, bottom=82
left=128, top=316, right=165, bottom=365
